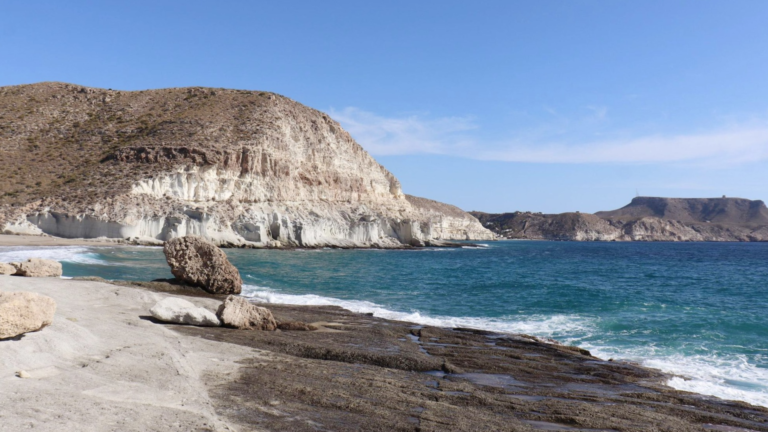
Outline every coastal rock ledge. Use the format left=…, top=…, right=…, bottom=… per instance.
left=0, top=82, right=493, bottom=248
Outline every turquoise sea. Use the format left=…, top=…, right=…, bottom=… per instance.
left=2, top=241, right=767, bottom=407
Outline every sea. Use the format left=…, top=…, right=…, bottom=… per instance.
left=1, top=241, right=767, bottom=407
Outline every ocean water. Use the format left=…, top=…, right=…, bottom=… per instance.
left=1, top=241, right=767, bottom=407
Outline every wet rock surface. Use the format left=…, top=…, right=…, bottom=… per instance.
left=170, top=303, right=768, bottom=432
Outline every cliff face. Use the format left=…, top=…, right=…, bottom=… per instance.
left=472, top=197, right=768, bottom=242
left=0, top=82, right=492, bottom=247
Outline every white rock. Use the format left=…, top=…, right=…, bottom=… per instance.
left=11, top=258, right=63, bottom=278
left=216, top=295, right=277, bottom=331
left=0, top=292, right=57, bottom=339
left=149, top=297, right=220, bottom=327
left=0, top=262, right=15, bottom=275
left=0, top=92, right=493, bottom=247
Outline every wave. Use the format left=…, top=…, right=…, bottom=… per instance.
left=240, top=284, right=594, bottom=338
left=0, top=246, right=109, bottom=265
left=580, top=346, right=768, bottom=408
left=241, top=283, right=768, bottom=408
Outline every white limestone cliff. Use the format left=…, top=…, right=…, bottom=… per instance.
left=0, top=83, right=493, bottom=247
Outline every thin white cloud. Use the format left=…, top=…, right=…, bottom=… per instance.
left=328, top=107, right=477, bottom=156
left=330, top=107, right=768, bottom=166
left=479, top=128, right=768, bottom=164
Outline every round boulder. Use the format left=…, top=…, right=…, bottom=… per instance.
left=163, top=236, right=242, bottom=294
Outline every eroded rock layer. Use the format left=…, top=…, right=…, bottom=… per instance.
left=0, top=82, right=492, bottom=247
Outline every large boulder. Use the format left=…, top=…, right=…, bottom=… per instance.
left=0, top=262, right=15, bottom=275
left=216, top=295, right=277, bottom=331
left=0, top=292, right=57, bottom=339
left=149, top=297, right=221, bottom=327
left=163, top=236, right=242, bottom=294
left=10, top=258, right=63, bottom=277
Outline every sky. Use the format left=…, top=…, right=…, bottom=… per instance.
left=2, top=1, right=768, bottom=213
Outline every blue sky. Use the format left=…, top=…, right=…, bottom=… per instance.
left=2, top=1, right=768, bottom=213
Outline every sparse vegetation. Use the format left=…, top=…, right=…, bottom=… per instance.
left=0, top=82, right=278, bottom=207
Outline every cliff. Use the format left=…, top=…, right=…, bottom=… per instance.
left=0, top=82, right=493, bottom=247
left=472, top=197, right=768, bottom=242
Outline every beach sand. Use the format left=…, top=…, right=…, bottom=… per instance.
left=3, top=276, right=768, bottom=431
left=0, top=234, right=129, bottom=247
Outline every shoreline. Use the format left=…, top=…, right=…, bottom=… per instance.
left=2, top=276, right=768, bottom=431
left=0, top=234, right=486, bottom=250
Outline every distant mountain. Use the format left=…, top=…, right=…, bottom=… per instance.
left=471, top=197, right=768, bottom=242
left=596, top=197, right=768, bottom=227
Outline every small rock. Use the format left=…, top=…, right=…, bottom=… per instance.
left=163, top=236, right=242, bottom=294
left=16, top=370, right=30, bottom=379
left=149, top=297, right=220, bottom=327
left=0, top=262, right=16, bottom=275
left=11, top=258, right=63, bottom=277
left=216, top=295, right=277, bottom=331
left=0, top=292, right=57, bottom=339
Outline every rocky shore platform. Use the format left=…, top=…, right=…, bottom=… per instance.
left=2, top=277, right=768, bottom=431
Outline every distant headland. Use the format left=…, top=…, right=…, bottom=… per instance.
left=471, top=196, right=768, bottom=242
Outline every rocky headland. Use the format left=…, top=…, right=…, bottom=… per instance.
left=472, top=196, right=768, bottom=242
left=0, top=82, right=492, bottom=248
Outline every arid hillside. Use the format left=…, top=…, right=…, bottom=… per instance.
left=472, top=197, right=768, bottom=242
left=0, top=82, right=492, bottom=246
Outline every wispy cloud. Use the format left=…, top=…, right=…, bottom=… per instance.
left=328, top=107, right=477, bottom=156
left=330, top=107, right=768, bottom=166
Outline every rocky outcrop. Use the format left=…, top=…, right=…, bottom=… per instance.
left=0, top=263, right=15, bottom=275
left=216, top=295, right=277, bottom=331
left=149, top=297, right=220, bottom=327
left=0, top=83, right=493, bottom=248
left=472, top=197, right=768, bottom=242
left=0, top=292, right=56, bottom=339
left=163, top=236, right=242, bottom=294
left=10, top=258, right=63, bottom=277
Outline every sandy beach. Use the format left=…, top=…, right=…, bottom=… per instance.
left=0, top=234, right=130, bottom=247
left=3, top=275, right=768, bottom=431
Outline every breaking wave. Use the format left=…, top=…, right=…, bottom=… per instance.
left=0, top=246, right=109, bottom=265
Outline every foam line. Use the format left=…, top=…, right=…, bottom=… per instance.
left=242, top=283, right=768, bottom=408
left=0, top=246, right=108, bottom=265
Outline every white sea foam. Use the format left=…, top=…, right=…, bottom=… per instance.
left=242, top=282, right=768, bottom=408
left=0, top=246, right=108, bottom=265
left=584, top=345, right=768, bottom=408
left=240, top=284, right=594, bottom=337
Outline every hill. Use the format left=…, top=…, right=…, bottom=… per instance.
left=596, top=196, right=768, bottom=226
left=0, top=82, right=492, bottom=247
left=472, top=197, right=768, bottom=242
